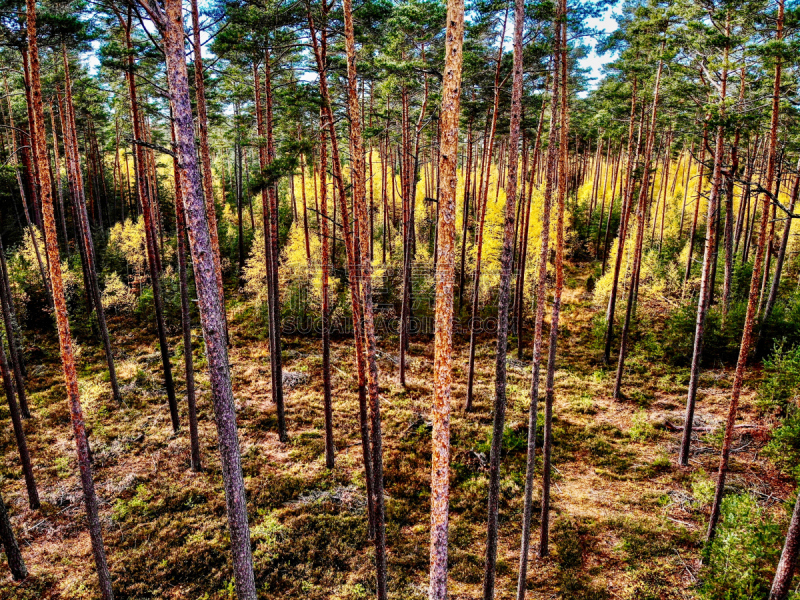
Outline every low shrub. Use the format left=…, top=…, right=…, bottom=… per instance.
left=699, top=493, right=783, bottom=600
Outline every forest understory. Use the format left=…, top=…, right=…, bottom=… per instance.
left=4, top=0, right=800, bottom=597
left=0, top=261, right=787, bottom=600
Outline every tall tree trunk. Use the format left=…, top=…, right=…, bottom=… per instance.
left=735, top=138, right=759, bottom=258
left=319, top=116, right=334, bottom=470
left=0, top=487, right=26, bottom=581
left=539, top=5, right=569, bottom=555
left=381, top=133, right=389, bottom=264
left=308, top=2, right=376, bottom=539
left=763, top=161, right=799, bottom=323
left=190, top=0, right=227, bottom=343
left=465, top=18, right=507, bottom=411
left=50, top=105, right=70, bottom=256
left=113, top=7, right=178, bottom=426
left=758, top=158, right=782, bottom=315
left=342, top=0, right=388, bottom=592
left=428, top=3, right=464, bottom=597
left=743, top=148, right=766, bottom=262
left=300, top=154, right=311, bottom=262
left=595, top=136, right=611, bottom=258
left=707, top=0, right=784, bottom=544
left=458, top=113, right=474, bottom=313
left=21, top=49, right=43, bottom=231
left=171, top=123, right=201, bottom=473
left=684, top=124, right=709, bottom=285
left=516, top=96, right=548, bottom=358
left=253, top=54, right=287, bottom=443
left=483, top=0, right=524, bottom=593
left=770, top=491, right=800, bottom=599
left=0, top=237, right=24, bottom=373
left=57, top=90, right=95, bottom=322
left=612, top=46, right=665, bottom=400
left=723, top=68, right=746, bottom=318
left=399, top=80, right=417, bottom=385
left=3, top=78, right=50, bottom=301
left=516, top=44, right=559, bottom=596
left=62, top=47, right=123, bottom=405
left=678, top=30, right=729, bottom=465
left=263, top=47, right=287, bottom=442
left=0, top=315, right=38, bottom=509
left=602, top=77, right=639, bottom=365
left=600, top=144, right=622, bottom=266
left=160, top=0, right=257, bottom=596
left=235, top=133, right=244, bottom=283
left=0, top=236, right=30, bottom=419
left=27, top=1, right=113, bottom=595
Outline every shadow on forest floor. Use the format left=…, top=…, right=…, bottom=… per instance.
left=0, top=261, right=790, bottom=600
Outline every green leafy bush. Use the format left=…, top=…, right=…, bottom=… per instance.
left=629, top=410, right=659, bottom=442
left=759, top=343, right=800, bottom=477
left=758, top=343, right=800, bottom=416
left=765, top=415, right=800, bottom=479
left=661, top=301, right=746, bottom=367
left=699, top=494, right=783, bottom=600
left=752, top=296, right=800, bottom=359
left=475, top=424, right=530, bottom=457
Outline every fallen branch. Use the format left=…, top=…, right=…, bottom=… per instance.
left=664, top=422, right=758, bottom=433
left=674, top=548, right=696, bottom=582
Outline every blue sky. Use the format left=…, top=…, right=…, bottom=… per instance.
left=85, top=2, right=621, bottom=92
left=582, top=6, right=621, bottom=89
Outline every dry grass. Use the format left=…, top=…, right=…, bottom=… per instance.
left=0, top=264, right=789, bottom=599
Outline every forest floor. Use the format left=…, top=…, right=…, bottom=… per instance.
left=0, top=261, right=791, bottom=600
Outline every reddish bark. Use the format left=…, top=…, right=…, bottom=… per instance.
left=27, top=0, right=113, bottom=595
left=343, top=0, right=388, bottom=590
left=517, top=42, right=560, bottom=596
left=113, top=7, right=178, bottom=427
left=253, top=59, right=286, bottom=443
left=707, top=0, right=784, bottom=544
left=483, top=0, right=524, bottom=593
left=428, top=3, right=464, bottom=597
left=612, top=48, right=665, bottom=401
left=62, top=47, right=122, bottom=405
left=171, top=123, right=201, bottom=472
left=679, top=31, right=729, bottom=464
left=308, top=2, right=376, bottom=538
left=3, top=78, right=50, bottom=300
left=771, top=490, right=800, bottom=599
left=158, top=0, right=256, bottom=594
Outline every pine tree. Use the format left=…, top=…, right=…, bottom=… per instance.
left=483, top=0, right=524, bottom=592
left=428, top=2, right=465, bottom=597
left=26, top=0, right=113, bottom=595
left=707, top=0, right=784, bottom=545
left=139, top=0, right=258, bottom=595
left=539, top=0, right=569, bottom=554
